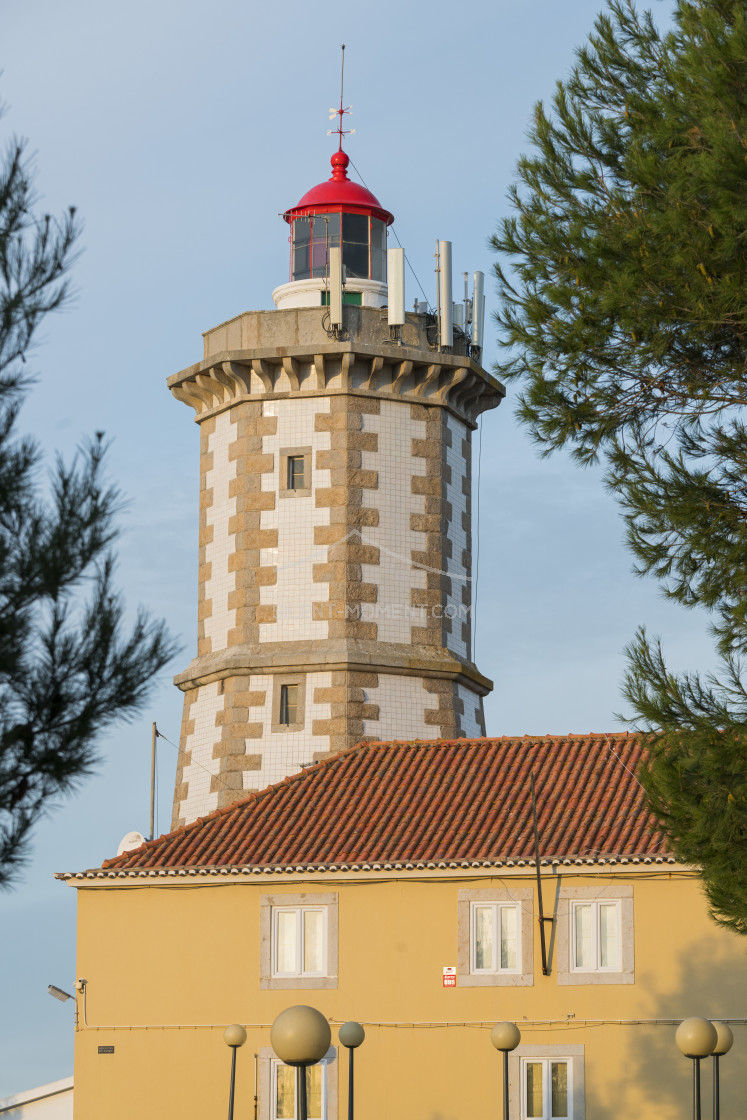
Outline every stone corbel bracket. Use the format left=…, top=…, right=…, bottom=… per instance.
left=168, top=343, right=505, bottom=429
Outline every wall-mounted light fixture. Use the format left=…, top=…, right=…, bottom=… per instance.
left=47, top=984, right=74, bottom=1002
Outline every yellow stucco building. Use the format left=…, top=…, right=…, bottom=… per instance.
left=60, top=734, right=746, bottom=1119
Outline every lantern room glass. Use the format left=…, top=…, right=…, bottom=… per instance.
left=290, top=214, right=387, bottom=283
left=370, top=218, right=386, bottom=281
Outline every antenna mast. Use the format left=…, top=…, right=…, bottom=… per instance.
left=530, top=771, right=554, bottom=976
left=149, top=722, right=157, bottom=841
left=328, top=44, right=354, bottom=148
left=340, top=43, right=345, bottom=143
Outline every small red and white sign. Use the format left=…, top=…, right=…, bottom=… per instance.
left=442, top=966, right=457, bottom=988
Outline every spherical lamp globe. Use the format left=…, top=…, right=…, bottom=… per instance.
left=338, top=1021, right=365, bottom=1049
left=491, top=1022, right=521, bottom=1053
left=224, top=1024, right=247, bottom=1048
left=675, top=1017, right=717, bottom=1059
left=271, top=1005, right=331, bottom=1067
left=712, top=1022, right=734, bottom=1056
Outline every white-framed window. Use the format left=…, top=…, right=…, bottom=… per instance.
left=556, top=885, right=633, bottom=986
left=272, top=906, right=327, bottom=978
left=271, top=1058, right=328, bottom=1120
left=471, top=901, right=521, bottom=973
left=570, top=900, right=620, bottom=972
left=457, top=887, right=533, bottom=986
left=521, top=1057, right=573, bottom=1119
left=260, top=894, right=338, bottom=991
left=258, top=1048, right=337, bottom=1120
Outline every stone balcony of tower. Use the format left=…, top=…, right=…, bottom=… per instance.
left=168, top=306, right=505, bottom=428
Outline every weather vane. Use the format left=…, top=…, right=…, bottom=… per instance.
left=328, top=43, right=355, bottom=150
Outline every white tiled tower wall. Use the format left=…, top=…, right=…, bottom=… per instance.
left=178, top=672, right=336, bottom=822
left=362, top=675, right=438, bottom=741
left=203, top=411, right=238, bottom=652
left=444, top=412, right=470, bottom=660
left=360, top=401, right=427, bottom=640
left=259, top=397, right=331, bottom=642
left=456, top=683, right=483, bottom=738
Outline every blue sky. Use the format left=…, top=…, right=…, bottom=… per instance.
left=0, top=0, right=700, bottom=1096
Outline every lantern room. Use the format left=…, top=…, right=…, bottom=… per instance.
left=272, top=148, right=394, bottom=311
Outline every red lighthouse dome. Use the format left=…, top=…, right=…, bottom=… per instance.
left=284, top=150, right=394, bottom=226
left=281, top=149, right=394, bottom=288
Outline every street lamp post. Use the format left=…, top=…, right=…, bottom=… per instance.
left=711, top=1021, right=734, bottom=1120
left=675, top=1017, right=717, bottom=1120
left=271, top=1005, right=332, bottom=1120
left=223, top=1024, right=247, bottom=1120
left=491, top=1021, right=521, bottom=1120
left=338, top=1021, right=365, bottom=1120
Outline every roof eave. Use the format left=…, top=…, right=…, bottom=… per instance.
left=283, top=202, right=395, bottom=225
left=57, top=853, right=680, bottom=882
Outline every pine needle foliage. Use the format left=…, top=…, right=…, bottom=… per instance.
left=0, top=119, right=177, bottom=886
left=491, top=0, right=747, bottom=932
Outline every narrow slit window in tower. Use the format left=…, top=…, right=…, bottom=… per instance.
left=279, top=684, right=299, bottom=726
left=287, top=456, right=306, bottom=491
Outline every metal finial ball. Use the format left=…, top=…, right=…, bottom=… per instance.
left=339, top=1021, right=365, bottom=1049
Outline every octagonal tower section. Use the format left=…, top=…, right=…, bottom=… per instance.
left=168, top=150, right=505, bottom=830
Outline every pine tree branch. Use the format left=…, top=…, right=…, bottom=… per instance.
left=0, top=106, right=178, bottom=887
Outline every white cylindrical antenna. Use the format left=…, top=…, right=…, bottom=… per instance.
left=329, top=246, right=343, bottom=329
left=472, top=270, right=485, bottom=352
left=388, top=248, right=405, bottom=326
left=435, top=240, right=441, bottom=342
left=439, top=240, right=453, bottom=349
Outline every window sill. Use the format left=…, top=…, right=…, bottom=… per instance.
left=459, top=970, right=533, bottom=988
left=558, top=970, right=633, bottom=986
left=260, top=975, right=338, bottom=991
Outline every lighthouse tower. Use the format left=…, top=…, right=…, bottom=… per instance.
left=168, top=136, right=504, bottom=829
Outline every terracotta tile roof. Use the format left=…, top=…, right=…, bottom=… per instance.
left=89, top=734, right=668, bottom=876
